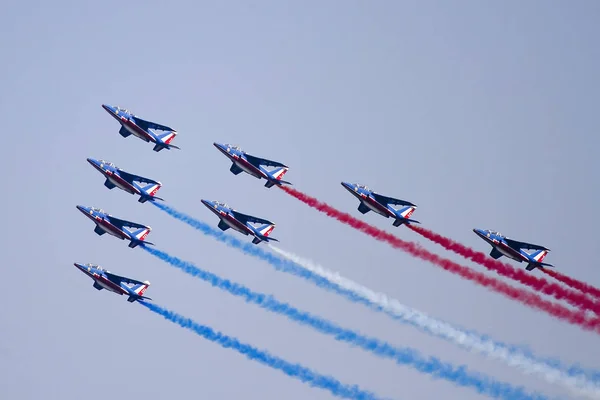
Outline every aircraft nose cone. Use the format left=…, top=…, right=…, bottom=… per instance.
left=341, top=182, right=354, bottom=192
left=473, top=229, right=484, bottom=237
left=87, top=158, right=99, bottom=167
left=200, top=199, right=212, bottom=208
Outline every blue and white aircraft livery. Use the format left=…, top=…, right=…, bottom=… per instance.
left=341, top=182, right=420, bottom=227
left=201, top=199, right=279, bottom=244
left=87, top=158, right=163, bottom=203
left=102, top=104, right=180, bottom=152
left=76, top=205, right=154, bottom=248
left=213, top=142, right=292, bottom=188
left=74, top=263, right=152, bottom=303
left=473, top=229, right=554, bottom=271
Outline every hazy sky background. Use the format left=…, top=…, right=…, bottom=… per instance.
left=1, top=1, right=599, bottom=399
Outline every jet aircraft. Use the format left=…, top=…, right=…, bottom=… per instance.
left=102, top=104, right=180, bottom=152
left=473, top=229, right=554, bottom=271
left=74, top=262, right=152, bottom=303
left=87, top=158, right=163, bottom=203
left=213, top=142, right=291, bottom=188
left=76, top=205, right=154, bottom=248
left=341, top=182, right=420, bottom=227
left=201, top=199, right=278, bottom=244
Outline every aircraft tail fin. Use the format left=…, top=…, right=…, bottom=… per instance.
left=125, top=281, right=152, bottom=302
left=526, top=249, right=553, bottom=271
left=265, top=167, right=292, bottom=188
left=138, top=182, right=164, bottom=203
left=153, top=132, right=179, bottom=152
left=128, top=227, right=153, bottom=248
left=252, top=223, right=278, bottom=244
left=392, top=206, right=419, bottom=226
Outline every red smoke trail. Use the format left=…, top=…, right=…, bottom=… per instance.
left=541, top=269, right=600, bottom=301
left=408, top=225, right=600, bottom=316
left=279, top=186, right=600, bottom=334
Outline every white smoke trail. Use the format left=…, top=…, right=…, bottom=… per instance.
left=268, top=245, right=600, bottom=399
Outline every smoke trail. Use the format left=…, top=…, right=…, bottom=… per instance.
left=141, top=245, right=546, bottom=400
left=138, top=301, right=383, bottom=400
left=149, top=201, right=600, bottom=395
left=268, top=245, right=600, bottom=398
left=408, top=225, right=600, bottom=315
left=541, top=269, right=600, bottom=302
left=278, top=187, right=600, bottom=334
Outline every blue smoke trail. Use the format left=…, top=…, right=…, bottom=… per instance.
left=141, top=245, right=546, bottom=400
left=138, top=301, right=384, bottom=400
left=150, top=201, right=600, bottom=385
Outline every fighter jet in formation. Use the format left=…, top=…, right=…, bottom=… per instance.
left=74, top=262, right=152, bottom=303
left=213, top=142, right=292, bottom=188
left=341, top=182, right=419, bottom=227
left=473, top=229, right=554, bottom=271
left=87, top=158, right=163, bottom=203
left=102, top=104, right=180, bottom=152
left=76, top=205, right=154, bottom=248
left=201, top=199, right=278, bottom=244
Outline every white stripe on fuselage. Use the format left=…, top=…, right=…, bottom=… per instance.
left=222, top=214, right=252, bottom=235
left=107, top=173, right=138, bottom=195
left=121, top=119, right=154, bottom=142
left=95, top=218, right=130, bottom=240
left=362, top=197, right=394, bottom=217
left=95, top=276, right=125, bottom=295
left=234, top=158, right=266, bottom=179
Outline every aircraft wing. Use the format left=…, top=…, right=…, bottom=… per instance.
left=118, top=169, right=160, bottom=185
left=132, top=116, right=175, bottom=132
left=230, top=210, right=273, bottom=225
left=244, top=153, right=288, bottom=169
left=108, top=216, right=149, bottom=230
left=104, top=271, right=146, bottom=286
left=504, top=238, right=549, bottom=251
left=371, top=192, right=416, bottom=207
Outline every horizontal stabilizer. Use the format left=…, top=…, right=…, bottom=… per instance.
left=127, top=295, right=153, bottom=303
left=138, top=195, right=164, bottom=203
left=129, top=240, right=155, bottom=248
left=119, top=126, right=131, bottom=137
left=104, top=179, right=116, bottom=189
left=392, top=218, right=420, bottom=227
left=526, top=262, right=554, bottom=271
left=153, top=143, right=180, bottom=152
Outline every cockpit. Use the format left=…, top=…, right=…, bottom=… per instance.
left=99, top=160, right=116, bottom=168
left=115, top=106, right=130, bottom=114
left=484, top=230, right=502, bottom=237
left=214, top=201, right=230, bottom=208
left=226, top=144, right=242, bottom=152
left=356, top=184, right=370, bottom=191
left=90, top=207, right=105, bottom=214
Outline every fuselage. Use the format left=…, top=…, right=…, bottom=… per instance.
left=341, top=183, right=396, bottom=218
left=75, top=263, right=127, bottom=296
left=77, top=206, right=131, bottom=240
left=201, top=200, right=254, bottom=236
left=213, top=143, right=269, bottom=180
left=87, top=159, right=139, bottom=195
left=473, top=230, right=530, bottom=263
left=102, top=105, right=156, bottom=143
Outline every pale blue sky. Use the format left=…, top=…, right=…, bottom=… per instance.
left=1, top=1, right=599, bottom=399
